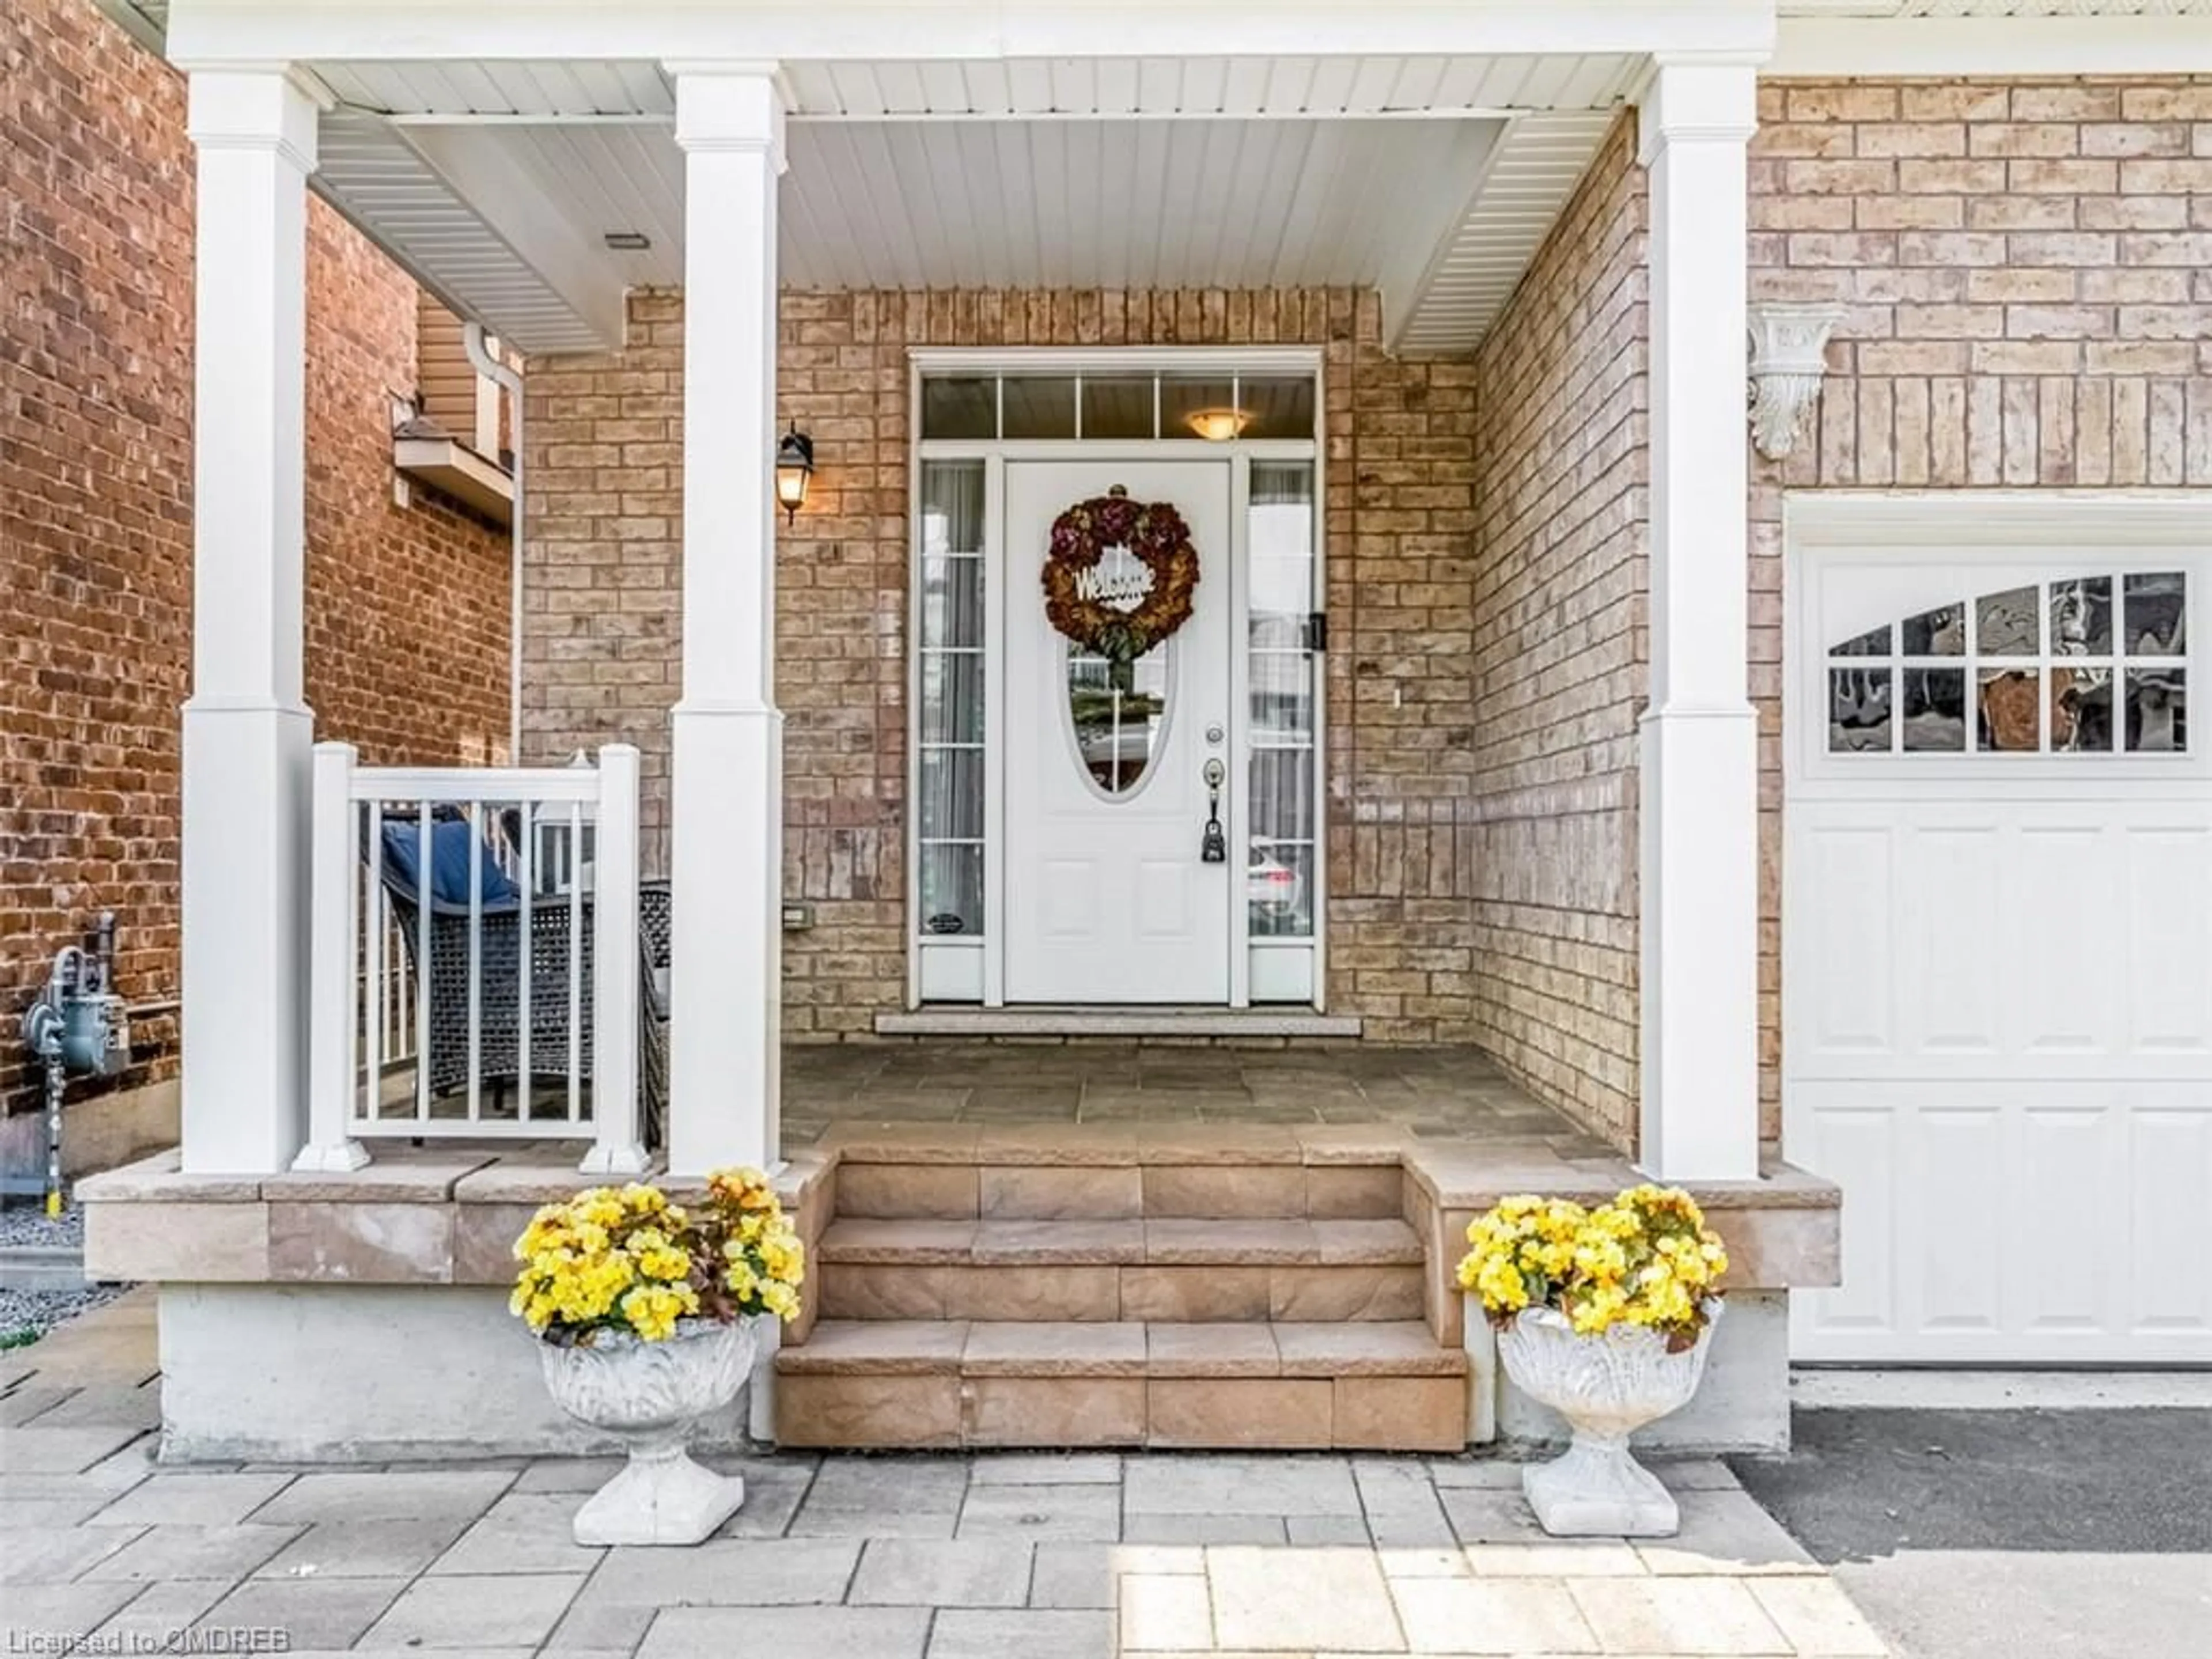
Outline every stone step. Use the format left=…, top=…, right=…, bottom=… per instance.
left=818, top=1216, right=1425, bottom=1265
left=815, top=1218, right=1426, bottom=1323
left=775, top=1319, right=1467, bottom=1451
left=830, top=1154, right=1406, bottom=1223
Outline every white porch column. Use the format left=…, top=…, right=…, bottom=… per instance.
left=665, top=64, right=786, bottom=1176
left=179, top=69, right=321, bottom=1173
left=1635, top=61, right=1762, bottom=1183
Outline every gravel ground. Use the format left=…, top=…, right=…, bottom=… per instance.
left=0, top=1283, right=126, bottom=1344
left=0, top=1199, right=85, bottom=1248
left=0, top=1200, right=126, bottom=1346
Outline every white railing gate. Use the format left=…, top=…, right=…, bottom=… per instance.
left=294, top=742, right=647, bottom=1175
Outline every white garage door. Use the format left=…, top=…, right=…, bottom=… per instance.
left=1785, top=499, right=2212, bottom=1364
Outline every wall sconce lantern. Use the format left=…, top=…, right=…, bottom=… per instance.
left=1746, top=302, right=1844, bottom=461
left=774, top=424, right=814, bottom=523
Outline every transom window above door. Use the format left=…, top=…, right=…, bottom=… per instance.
left=1827, top=571, right=2189, bottom=756
left=921, top=370, right=1315, bottom=442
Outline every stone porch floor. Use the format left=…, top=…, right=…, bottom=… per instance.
left=781, top=1044, right=1615, bottom=1154
left=378, top=1043, right=1617, bottom=1159
left=2, top=1293, right=1892, bottom=1658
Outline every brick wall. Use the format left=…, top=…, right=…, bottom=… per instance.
left=1749, top=75, right=2212, bottom=1138
left=1466, top=114, right=1649, bottom=1149
left=1, top=0, right=512, bottom=1120
left=522, top=287, right=1488, bottom=1039
left=302, top=205, right=514, bottom=769
left=1, top=0, right=196, bottom=1120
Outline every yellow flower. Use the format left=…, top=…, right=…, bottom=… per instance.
left=516, top=1166, right=806, bottom=1339
left=760, top=1280, right=800, bottom=1321
left=617, top=1281, right=696, bottom=1342
left=1455, top=1183, right=1725, bottom=1340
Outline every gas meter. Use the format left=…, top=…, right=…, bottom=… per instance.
left=23, top=913, right=132, bottom=1079
left=19, top=914, right=132, bottom=1216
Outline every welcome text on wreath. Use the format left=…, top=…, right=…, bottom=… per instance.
left=1072, top=556, right=1155, bottom=610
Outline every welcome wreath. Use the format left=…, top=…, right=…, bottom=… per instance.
left=1040, top=487, right=1201, bottom=691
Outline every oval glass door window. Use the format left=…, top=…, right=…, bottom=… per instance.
left=1066, top=643, right=1171, bottom=796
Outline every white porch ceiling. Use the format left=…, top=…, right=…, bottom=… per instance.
left=306, top=54, right=1642, bottom=359
left=316, top=113, right=615, bottom=354
left=781, top=120, right=1501, bottom=294
left=1393, top=111, right=1622, bottom=354
left=313, top=54, right=1646, bottom=120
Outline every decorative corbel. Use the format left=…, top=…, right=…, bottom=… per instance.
left=1746, top=302, right=1844, bottom=461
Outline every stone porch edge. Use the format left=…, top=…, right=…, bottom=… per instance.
left=872, top=1009, right=1366, bottom=1039
left=77, top=1135, right=1838, bottom=1310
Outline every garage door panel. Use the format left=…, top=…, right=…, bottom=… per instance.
left=2128, top=1108, right=2212, bottom=1334
left=1911, top=1107, right=2006, bottom=1334
left=2126, top=825, right=2211, bottom=1053
left=1801, top=823, right=1895, bottom=1055
left=1793, top=1086, right=2211, bottom=1359
left=2013, top=1105, right=2117, bottom=1334
left=1907, top=824, right=2002, bottom=1055
left=1794, top=1103, right=1898, bottom=1339
left=2011, top=823, right=2119, bottom=1056
left=1789, top=796, right=2212, bottom=1358
left=1794, top=800, right=2210, bottom=1082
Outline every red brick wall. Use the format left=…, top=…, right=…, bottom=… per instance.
left=1, top=0, right=512, bottom=1120
left=1468, top=113, right=1649, bottom=1150
left=1749, top=75, right=2212, bottom=1140
left=303, top=206, right=514, bottom=768
left=524, top=287, right=1489, bottom=1040
left=1, top=0, right=196, bottom=1119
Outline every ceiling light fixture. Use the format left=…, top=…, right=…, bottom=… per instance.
left=1185, top=407, right=1252, bottom=442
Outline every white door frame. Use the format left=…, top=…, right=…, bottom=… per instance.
left=904, top=347, right=1327, bottom=1010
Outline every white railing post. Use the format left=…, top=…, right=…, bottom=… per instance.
left=582, top=744, right=647, bottom=1175
left=294, top=741, right=369, bottom=1172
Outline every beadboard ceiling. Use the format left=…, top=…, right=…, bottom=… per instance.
left=312, top=54, right=1644, bottom=121
left=304, top=55, right=1642, bottom=358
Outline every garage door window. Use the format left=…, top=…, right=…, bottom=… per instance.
left=1828, top=573, right=2188, bottom=756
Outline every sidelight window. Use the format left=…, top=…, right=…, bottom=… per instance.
left=916, top=461, right=986, bottom=935
left=1248, top=462, right=1317, bottom=938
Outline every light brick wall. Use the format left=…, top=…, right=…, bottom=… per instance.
left=1465, top=114, right=1649, bottom=1149
left=1749, top=75, right=2212, bottom=1138
left=522, top=288, right=1488, bottom=1039
left=1, top=0, right=513, bottom=1121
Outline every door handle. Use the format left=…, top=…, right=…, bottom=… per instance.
left=1200, top=759, right=1227, bottom=863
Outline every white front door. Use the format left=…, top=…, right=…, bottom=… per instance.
left=1785, top=514, right=2211, bottom=1363
left=1004, top=460, right=1234, bottom=1003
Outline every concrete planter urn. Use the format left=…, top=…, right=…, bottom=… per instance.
left=1497, top=1299, right=1721, bottom=1537
left=540, top=1316, right=757, bottom=1546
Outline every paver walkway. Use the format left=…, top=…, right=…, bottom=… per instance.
left=3, top=1293, right=1889, bottom=1657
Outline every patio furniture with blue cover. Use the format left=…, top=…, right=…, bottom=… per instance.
left=373, top=816, right=671, bottom=1146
